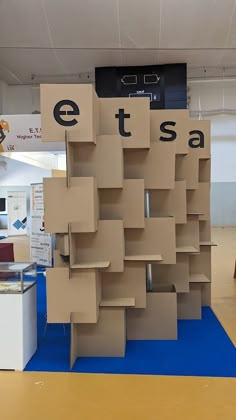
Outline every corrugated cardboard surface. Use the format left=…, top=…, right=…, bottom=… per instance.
left=71, top=307, right=126, bottom=363
left=99, top=179, right=145, bottom=228
left=177, top=290, right=202, bottom=319
left=101, top=262, right=146, bottom=308
left=149, top=181, right=187, bottom=223
left=124, top=142, right=175, bottom=189
left=40, top=84, right=98, bottom=142
left=150, top=109, right=189, bottom=154
left=99, top=97, right=150, bottom=149
left=190, top=282, right=212, bottom=306
left=189, top=245, right=212, bottom=280
left=152, top=254, right=189, bottom=293
left=199, top=158, right=211, bottom=182
left=67, top=135, right=124, bottom=188
left=125, top=217, right=176, bottom=264
left=44, top=177, right=98, bottom=233
left=199, top=221, right=211, bottom=242
left=56, top=234, right=69, bottom=256
left=187, top=182, right=210, bottom=221
left=176, top=218, right=200, bottom=251
left=72, top=220, right=124, bottom=272
left=46, top=268, right=101, bottom=323
left=127, top=290, right=177, bottom=340
left=175, top=152, right=199, bottom=190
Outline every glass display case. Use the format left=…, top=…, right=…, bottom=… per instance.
left=0, top=262, right=37, bottom=293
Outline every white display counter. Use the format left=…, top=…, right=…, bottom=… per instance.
left=0, top=282, right=37, bottom=370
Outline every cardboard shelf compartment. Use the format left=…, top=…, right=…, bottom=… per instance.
left=71, top=262, right=110, bottom=269
left=189, top=274, right=210, bottom=283
left=100, top=298, right=135, bottom=307
left=199, top=241, right=217, bottom=246
left=176, top=246, right=200, bottom=254
left=124, top=254, right=163, bottom=262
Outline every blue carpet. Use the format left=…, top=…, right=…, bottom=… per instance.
left=25, top=271, right=236, bottom=376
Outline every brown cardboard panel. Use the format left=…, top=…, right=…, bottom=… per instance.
left=176, top=246, right=199, bottom=254
left=177, top=290, right=201, bottom=319
left=99, top=97, right=150, bottom=149
left=199, top=220, right=211, bottom=242
left=40, top=84, right=99, bottom=142
left=199, top=158, right=211, bottom=182
left=152, top=254, right=189, bottom=293
left=101, top=262, right=146, bottom=308
left=100, top=298, right=135, bottom=307
left=172, top=181, right=187, bottom=224
left=67, top=135, right=124, bottom=188
left=189, top=245, right=212, bottom=281
left=149, top=181, right=187, bottom=223
left=124, top=142, right=175, bottom=189
left=176, top=218, right=200, bottom=251
left=56, top=234, right=69, bottom=256
left=125, top=217, right=176, bottom=264
left=53, top=249, right=68, bottom=267
left=46, top=267, right=101, bottom=323
left=188, top=119, right=211, bottom=159
left=190, top=283, right=211, bottom=306
left=71, top=220, right=124, bottom=272
left=99, top=179, right=145, bottom=228
left=175, top=152, right=199, bottom=190
left=150, top=109, right=189, bottom=154
left=51, top=169, right=66, bottom=177
left=187, top=182, right=210, bottom=221
left=70, top=308, right=126, bottom=361
left=71, top=262, right=110, bottom=269
left=44, top=177, right=98, bottom=233
left=127, top=290, right=177, bottom=340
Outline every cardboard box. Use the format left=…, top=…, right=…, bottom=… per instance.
left=99, top=179, right=145, bottom=228
left=150, top=109, right=189, bottom=154
left=70, top=220, right=124, bottom=272
left=55, top=234, right=69, bottom=256
left=66, top=135, right=124, bottom=188
left=188, top=120, right=211, bottom=159
left=149, top=181, right=187, bottom=224
left=175, top=152, right=199, bottom=190
left=40, top=84, right=99, bottom=142
left=187, top=182, right=210, bottom=221
left=53, top=249, right=68, bottom=268
left=46, top=267, right=101, bottom=323
left=44, top=177, right=98, bottom=233
left=99, top=97, right=150, bottom=149
left=125, top=217, right=176, bottom=264
left=70, top=307, right=126, bottom=366
left=101, top=262, right=146, bottom=308
left=177, top=290, right=201, bottom=319
left=176, top=217, right=200, bottom=251
left=152, top=254, right=189, bottom=293
left=127, top=287, right=177, bottom=340
left=124, top=142, right=175, bottom=189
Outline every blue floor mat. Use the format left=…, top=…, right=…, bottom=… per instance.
left=25, top=272, right=236, bottom=376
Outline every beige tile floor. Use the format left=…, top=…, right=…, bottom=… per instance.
left=211, top=227, right=236, bottom=346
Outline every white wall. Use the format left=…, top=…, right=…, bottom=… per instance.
left=0, top=84, right=40, bottom=114
left=0, top=156, right=50, bottom=186
left=211, top=137, right=236, bottom=183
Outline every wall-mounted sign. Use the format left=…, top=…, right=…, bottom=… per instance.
left=0, top=115, right=64, bottom=153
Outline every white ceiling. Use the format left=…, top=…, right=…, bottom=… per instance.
left=1, top=0, right=236, bottom=84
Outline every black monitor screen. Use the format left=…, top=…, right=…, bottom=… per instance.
left=0, top=198, right=6, bottom=212
left=95, top=63, right=187, bottom=109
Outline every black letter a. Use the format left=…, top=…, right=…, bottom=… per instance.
left=189, top=130, right=204, bottom=148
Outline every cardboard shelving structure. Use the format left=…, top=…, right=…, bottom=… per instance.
left=41, top=84, right=212, bottom=368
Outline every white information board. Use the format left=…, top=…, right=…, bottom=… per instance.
left=30, top=183, right=52, bottom=267
left=7, top=191, right=27, bottom=236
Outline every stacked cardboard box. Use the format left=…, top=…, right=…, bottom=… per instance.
left=41, top=84, right=213, bottom=368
